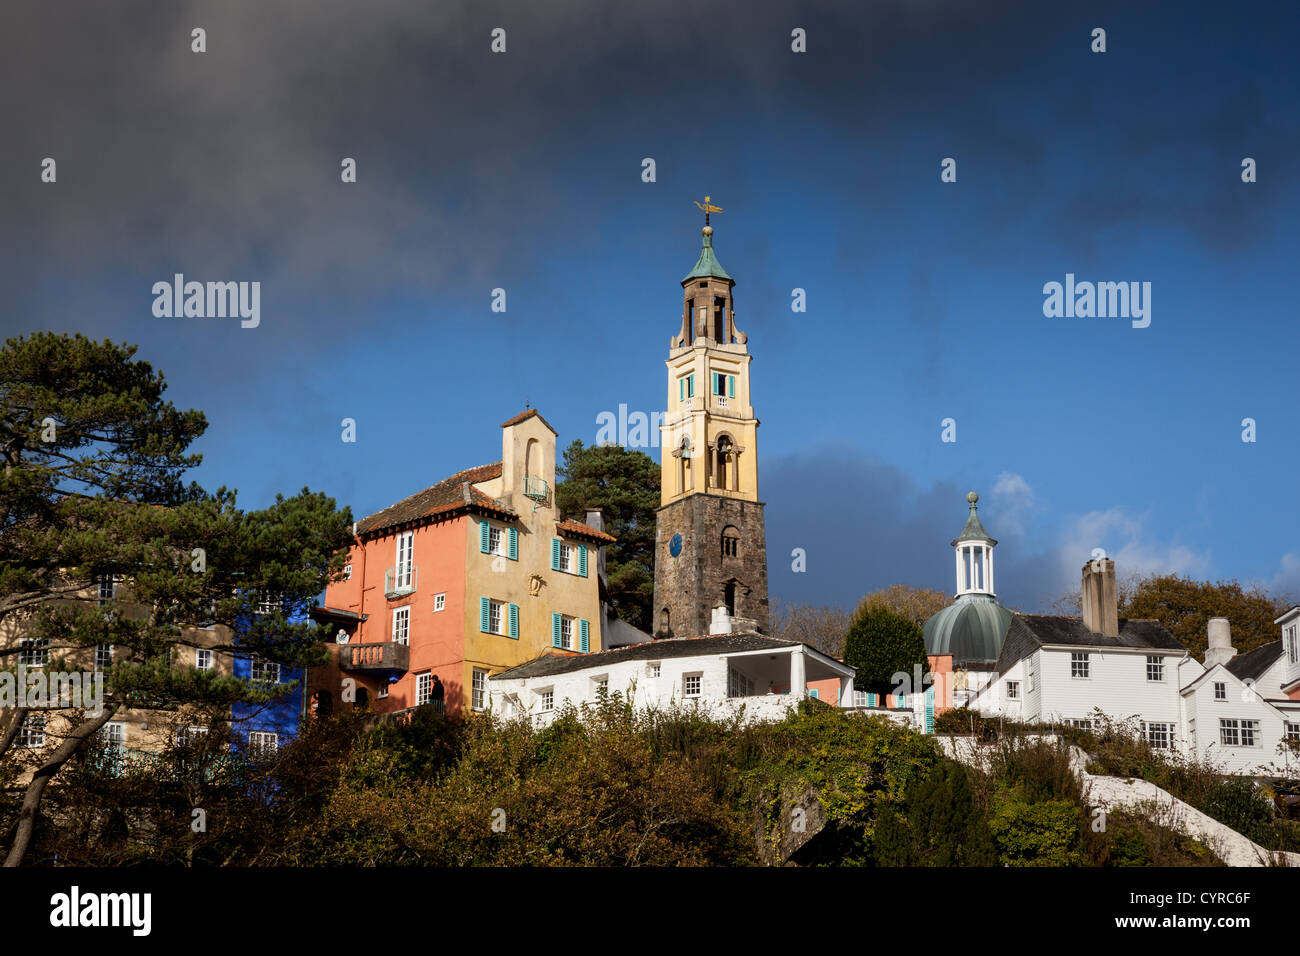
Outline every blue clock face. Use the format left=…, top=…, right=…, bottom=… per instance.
left=669, top=533, right=683, bottom=557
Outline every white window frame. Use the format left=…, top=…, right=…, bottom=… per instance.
left=1146, top=655, right=1164, bottom=682
left=647, top=661, right=661, bottom=678
left=19, top=713, right=47, bottom=748
left=251, top=657, right=281, bottom=685
left=416, top=671, right=432, bottom=705
left=1070, top=652, right=1090, bottom=679
left=94, top=643, right=114, bottom=673
left=196, top=648, right=213, bottom=670
left=539, top=687, right=554, bottom=712
left=1214, top=681, right=1227, bottom=701
left=472, top=668, right=488, bottom=711
left=392, top=605, right=411, bottom=645
left=248, top=731, right=278, bottom=759
left=488, top=525, right=504, bottom=556
left=560, top=615, right=573, bottom=650
left=175, top=725, right=208, bottom=748
left=1006, top=680, right=1020, bottom=700
left=488, top=599, right=504, bottom=636
left=1064, top=718, right=1093, bottom=730
left=434, top=592, right=446, bottom=612
left=559, top=542, right=574, bottom=573
left=1142, top=721, right=1173, bottom=750
left=96, top=574, right=116, bottom=605
left=343, top=563, right=352, bottom=581
left=1287, top=624, right=1299, bottom=664
left=1285, top=721, right=1300, bottom=742
left=395, top=531, right=414, bottom=590
left=727, top=667, right=753, bottom=698
left=683, top=673, right=702, bottom=698
left=1219, top=718, right=1258, bottom=747
left=19, top=637, right=49, bottom=668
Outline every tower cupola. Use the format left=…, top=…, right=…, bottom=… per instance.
left=953, top=491, right=996, bottom=597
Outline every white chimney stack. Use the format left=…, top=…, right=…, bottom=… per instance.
left=1204, top=617, right=1236, bottom=667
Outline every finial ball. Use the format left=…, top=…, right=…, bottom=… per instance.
left=702, top=225, right=713, bottom=236
left=967, top=491, right=979, bottom=504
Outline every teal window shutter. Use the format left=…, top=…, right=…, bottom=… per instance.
left=867, top=692, right=877, bottom=707
left=550, top=538, right=562, bottom=571
left=507, top=526, right=518, bottom=560
left=688, top=373, right=694, bottom=396
left=551, top=612, right=562, bottom=648
left=679, top=377, right=684, bottom=402
left=579, top=618, right=590, bottom=653
left=809, top=688, right=818, bottom=699
left=480, top=597, right=490, bottom=633
left=479, top=520, right=490, bottom=553
left=728, top=375, right=735, bottom=398
left=509, top=603, right=519, bottom=639
left=577, top=545, right=588, bottom=577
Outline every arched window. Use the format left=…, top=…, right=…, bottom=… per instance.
left=354, top=686, right=369, bottom=711
left=721, top=526, right=740, bottom=560
left=525, top=438, right=539, bottom=478
left=659, top=607, right=671, bottom=637
left=724, top=581, right=737, bottom=616
left=312, top=690, right=334, bottom=717
left=715, top=437, right=733, bottom=491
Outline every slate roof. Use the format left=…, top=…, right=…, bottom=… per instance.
left=996, top=613, right=1184, bottom=675
left=1225, top=640, right=1283, bottom=683
left=355, top=462, right=514, bottom=537
left=556, top=519, right=616, bottom=543
left=491, top=633, right=801, bottom=681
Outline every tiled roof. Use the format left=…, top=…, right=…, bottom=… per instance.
left=491, top=633, right=800, bottom=681
left=355, top=462, right=514, bottom=536
left=500, top=408, right=557, bottom=435
left=996, top=613, right=1184, bottom=674
left=556, top=519, right=616, bottom=543
left=1225, top=640, right=1283, bottom=683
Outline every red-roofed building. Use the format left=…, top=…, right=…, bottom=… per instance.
left=307, top=410, right=609, bottom=717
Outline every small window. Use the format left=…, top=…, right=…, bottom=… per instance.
left=248, top=731, right=278, bottom=759
left=1064, top=718, right=1093, bottom=730
left=94, top=644, right=113, bottom=673
left=488, top=600, right=503, bottom=635
left=539, top=688, right=554, bottom=712
left=18, top=712, right=46, bottom=749
left=560, top=616, right=573, bottom=650
left=1006, top=681, right=1020, bottom=700
left=647, top=661, right=661, bottom=678
left=416, top=671, right=433, bottom=706
left=392, top=606, right=411, bottom=645
left=1219, top=718, right=1257, bottom=747
left=377, top=683, right=389, bottom=699
left=592, top=675, right=609, bottom=696
left=434, top=593, right=446, bottom=612
left=1070, top=652, right=1090, bottom=679
left=96, top=574, right=116, bottom=604
left=721, top=530, right=739, bottom=559
left=1142, top=721, right=1173, bottom=749
left=196, top=648, right=213, bottom=670
left=19, top=637, right=49, bottom=668
left=473, top=668, right=489, bottom=711
left=343, top=564, right=352, bottom=581
left=1285, top=722, right=1300, bottom=741
left=683, top=673, right=702, bottom=697
left=1214, top=682, right=1227, bottom=701
left=558, top=542, right=574, bottom=573
left=1146, top=655, right=1164, bottom=682
left=251, top=657, right=280, bottom=685
left=488, top=525, right=503, bottom=555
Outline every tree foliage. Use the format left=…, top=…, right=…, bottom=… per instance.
left=0, top=332, right=353, bottom=866
left=1119, top=574, right=1291, bottom=659
left=842, top=603, right=931, bottom=688
left=770, top=601, right=852, bottom=658
left=554, top=439, right=659, bottom=631
left=856, top=583, right=953, bottom=626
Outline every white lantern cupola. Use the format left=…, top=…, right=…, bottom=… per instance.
left=952, top=491, right=996, bottom=598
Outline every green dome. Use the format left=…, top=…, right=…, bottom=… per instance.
left=681, top=229, right=733, bottom=283
left=923, top=594, right=1012, bottom=668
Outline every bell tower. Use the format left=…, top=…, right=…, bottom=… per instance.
left=653, top=198, right=769, bottom=638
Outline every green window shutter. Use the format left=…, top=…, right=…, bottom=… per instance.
left=551, top=538, right=562, bottom=571
left=509, top=603, right=519, bottom=639
left=480, top=597, right=490, bottom=633
left=809, top=688, right=819, bottom=699
left=688, top=374, right=694, bottom=396
left=577, top=545, right=588, bottom=577
left=728, top=375, right=735, bottom=398
left=479, top=520, right=490, bottom=553
left=711, top=373, right=719, bottom=395
left=551, top=612, right=562, bottom=648
left=507, top=527, right=518, bottom=560
left=679, top=377, right=684, bottom=402
left=867, top=692, right=877, bottom=707
left=579, top=619, right=590, bottom=653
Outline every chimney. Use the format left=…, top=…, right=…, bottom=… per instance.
left=585, top=509, right=607, bottom=581
left=1204, top=617, right=1236, bottom=667
left=1081, top=557, right=1119, bottom=637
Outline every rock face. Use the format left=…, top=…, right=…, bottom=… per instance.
left=653, top=493, right=769, bottom=639
left=754, top=785, right=828, bottom=866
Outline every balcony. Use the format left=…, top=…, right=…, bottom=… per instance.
left=523, top=476, right=549, bottom=503
left=384, top=565, right=417, bottom=598
left=340, top=641, right=410, bottom=675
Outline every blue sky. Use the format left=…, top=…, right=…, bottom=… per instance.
left=4, top=0, right=1298, bottom=613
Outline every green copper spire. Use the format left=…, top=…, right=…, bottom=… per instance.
left=952, top=491, right=996, bottom=545
left=682, top=196, right=733, bottom=283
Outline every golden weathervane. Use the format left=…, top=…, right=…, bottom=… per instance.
left=693, top=195, right=723, bottom=226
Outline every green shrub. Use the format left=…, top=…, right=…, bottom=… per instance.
left=989, top=799, right=1083, bottom=866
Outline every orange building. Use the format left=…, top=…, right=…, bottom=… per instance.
left=308, top=410, right=612, bottom=717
